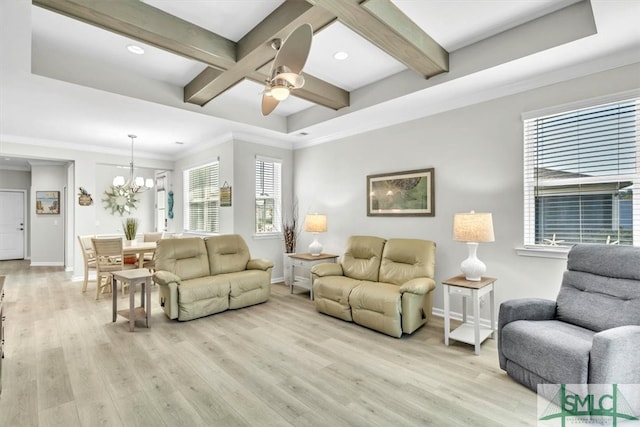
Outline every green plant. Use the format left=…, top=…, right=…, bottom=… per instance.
left=123, top=217, right=138, bottom=241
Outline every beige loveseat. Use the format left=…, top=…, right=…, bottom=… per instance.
left=311, top=236, right=436, bottom=338
left=153, top=235, right=273, bottom=321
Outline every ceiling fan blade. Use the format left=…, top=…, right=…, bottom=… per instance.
left=273, top=23, right=312, bottom=75
left=261, top=90, right=279, bottom=116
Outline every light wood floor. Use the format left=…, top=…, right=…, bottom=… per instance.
left=0, top=260, right=537, bottom=426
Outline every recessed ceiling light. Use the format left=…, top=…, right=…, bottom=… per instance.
left=127, top=45, right=145, bottom=55
left=333, top=51, right=349, bottom=60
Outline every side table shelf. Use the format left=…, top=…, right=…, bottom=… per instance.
left=288, top=253, right=338, bottom=300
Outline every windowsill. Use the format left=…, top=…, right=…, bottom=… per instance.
left=253, top=232, right=282, bottom=240
left=515, top=245, right=571, bottom=259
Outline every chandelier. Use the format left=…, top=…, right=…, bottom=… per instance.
left=112, top=134, right=154, bottom=193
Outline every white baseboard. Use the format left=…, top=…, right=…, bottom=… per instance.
left=29, top=261, right=64, bottom=267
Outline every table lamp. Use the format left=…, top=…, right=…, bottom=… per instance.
left=453, top=211, right=495, bottom=281
left=305, top=214, right=327, bottom=256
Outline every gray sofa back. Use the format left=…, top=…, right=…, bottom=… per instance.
left=556, top=244, right=640, bottom=332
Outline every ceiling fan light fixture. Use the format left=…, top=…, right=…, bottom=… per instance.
left=270, top=85, right=290, bottom=101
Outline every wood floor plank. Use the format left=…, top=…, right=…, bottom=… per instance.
left=0, top=260, right=538, bottom=426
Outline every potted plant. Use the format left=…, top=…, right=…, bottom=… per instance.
left=282, top=199, right=299, bottom=286
left=123, top=217, right=139, bottom=246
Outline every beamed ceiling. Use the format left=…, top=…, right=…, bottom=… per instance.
left=33, top=0, right=449, bottom=111
left=0, top=0, right=639, bottom=164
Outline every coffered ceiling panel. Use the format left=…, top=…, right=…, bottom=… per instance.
left=1, top=0, right=639, bottom=162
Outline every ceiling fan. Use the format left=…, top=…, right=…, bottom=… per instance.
left=261, top=24, right=313, bottom=116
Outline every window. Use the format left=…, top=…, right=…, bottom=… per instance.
left=255, top=157, right=282, bottom=234
left=524, top=96, right=639, bottom=247
left=184, top=162, right=219, bottom=233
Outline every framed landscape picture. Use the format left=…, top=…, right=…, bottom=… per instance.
left=367, top=168, right=435, bottom=217
left=36, top=191, right=60, bottom=214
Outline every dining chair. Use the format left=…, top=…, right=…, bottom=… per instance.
left=142, top=232, right=163, bottom=272
left=91, top=237, right=136, bottom=299
left=77, top=235, right=96, bottom=293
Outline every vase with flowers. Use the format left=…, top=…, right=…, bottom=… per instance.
left=282, top=199, right=299, bottom=286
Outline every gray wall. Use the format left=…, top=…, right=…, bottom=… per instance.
left=293, top=63, right=640, bottom=320
left=172, top=137, right=294, bottom=279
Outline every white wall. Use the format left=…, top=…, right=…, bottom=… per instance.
left=172, top=138, right=294, bottom=280
left=293, top=63, right=640, bottom=321
left=30, top=165, right=66, bottom=266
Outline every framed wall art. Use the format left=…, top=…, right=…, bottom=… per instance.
left=36, top=191, right=60, bottom=214
left=367, top=168, right=435, bottom=217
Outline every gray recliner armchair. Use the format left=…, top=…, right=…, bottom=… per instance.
left=498, top=244, right=640, bottom=392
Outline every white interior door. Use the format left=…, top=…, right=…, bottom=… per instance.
left=0, top=191, right=26, bottom=260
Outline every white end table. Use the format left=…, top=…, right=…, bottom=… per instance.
left=289, top=253, right=338, bottom=300
left=443, top=275, right=497, bottom=355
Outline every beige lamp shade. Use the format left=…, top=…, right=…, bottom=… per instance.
left=305, top=214, right=327, bottom=233
left=453, top=211, right=495, bottom=243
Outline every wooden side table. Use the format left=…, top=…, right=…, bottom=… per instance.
left=442, top=275, right=497, bottom=355
left=112, top=268, right=152, bottom=332
left=289, top=253, right=338, bottom=300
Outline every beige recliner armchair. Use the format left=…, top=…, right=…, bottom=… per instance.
left=312, top=236, right=436, bottom=338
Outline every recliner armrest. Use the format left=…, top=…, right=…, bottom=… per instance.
left=590, top=325, right=640, bottom=384
left=498, top=298, right=556, bottom=369
left=311, top=263, right=344, bottom=277
left=153, top=270, right=181, bottom=286
left=399, top=277, right=435, bottom=295
left=247, top=258, right=274, bottom=271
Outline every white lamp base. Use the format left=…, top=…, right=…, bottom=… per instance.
left=309, top=235, right=322, bottom=256
left=460, top=242, right=486, bottom=281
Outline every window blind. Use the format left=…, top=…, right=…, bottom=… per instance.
left=184, top=162, right=219, bottom=233
left=523, top=98, right=639, bottom=246
left=255, top=158, right=282, bottom=233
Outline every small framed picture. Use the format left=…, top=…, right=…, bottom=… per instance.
left=36, top=191, right=60, bottom=214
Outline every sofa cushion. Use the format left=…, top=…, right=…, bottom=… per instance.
left=177, top=276, right=230, bottom=321
left=313, top=276, right=362, bottom=321
left=349, top=281, right=402, bottom=337
left=557, top=270, right=640, bottom=332
left=206, top=234, right=251, bottom=275
left=341, top=236, right=386, bottom=281
left=501, top=320, right=594, bottom=384
left=379, top=239, right=435, bottom=285
left=224, top=270, right=270, bottom=309
left=155, top=237, right=210, bottom=280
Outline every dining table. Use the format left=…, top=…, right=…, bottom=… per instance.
left=121, top=241, right=157, bottom=268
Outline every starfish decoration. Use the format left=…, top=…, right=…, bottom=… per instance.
left=543, top=234, right=565, bottom=246
left=606, top=236, right=619, bottom=245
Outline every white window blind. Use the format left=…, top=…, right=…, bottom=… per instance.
left=184, top=161, right=219, bottom=233
left=255, top=157, right=282, bottom=233
left=524, top=97, right=639, bottom=247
